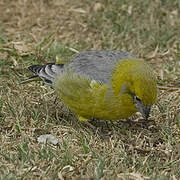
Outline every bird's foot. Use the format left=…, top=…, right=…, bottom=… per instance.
left=78, top=115, right=89, bottom=122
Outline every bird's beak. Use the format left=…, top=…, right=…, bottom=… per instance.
left=138, top=105, right=151, bottom=120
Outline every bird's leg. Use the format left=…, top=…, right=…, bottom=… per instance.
left=78, top=115, right=97, bottom=130
left=78, top=115, right=88, bottom=122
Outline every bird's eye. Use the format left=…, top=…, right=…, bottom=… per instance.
left=134, top=96, right=141, bottom=102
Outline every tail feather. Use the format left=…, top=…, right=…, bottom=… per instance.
left=28, top=63, right=64, bottom=86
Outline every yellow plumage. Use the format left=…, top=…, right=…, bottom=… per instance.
left=28, top=51, right=157, bottom=121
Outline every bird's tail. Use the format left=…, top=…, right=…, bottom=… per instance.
left=28, top=63, right=64, bottom=86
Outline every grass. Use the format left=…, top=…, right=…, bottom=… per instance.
left=0, top=0, right=180, bottom=179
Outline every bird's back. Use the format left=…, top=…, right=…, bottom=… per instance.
left=67, top=50, right=136, bottom=83
left=28, top=50, right=136, bottom=85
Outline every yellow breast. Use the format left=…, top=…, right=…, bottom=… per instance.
left=54, top=71, right=137, bottom=120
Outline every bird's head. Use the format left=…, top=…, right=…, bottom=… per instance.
left=111, top=58, right=157, bottom=120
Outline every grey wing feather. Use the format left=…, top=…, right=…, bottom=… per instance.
left=67, top=50, right=136, bottom=83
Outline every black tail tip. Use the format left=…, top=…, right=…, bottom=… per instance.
left=28, top=65, right=41, bottom=74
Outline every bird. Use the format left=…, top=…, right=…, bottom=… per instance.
left=28, top=50, right=157, bottom=121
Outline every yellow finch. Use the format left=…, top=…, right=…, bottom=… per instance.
left=28, top=50, right=157, bottom=121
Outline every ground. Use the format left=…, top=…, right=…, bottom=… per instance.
left=0, top=0, right=180, bottom=179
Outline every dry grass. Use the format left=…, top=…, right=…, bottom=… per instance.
left=0, top=0, right=180, bottom=179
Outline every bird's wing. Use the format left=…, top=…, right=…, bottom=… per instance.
left=67, top=50, right=136, bottom=83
